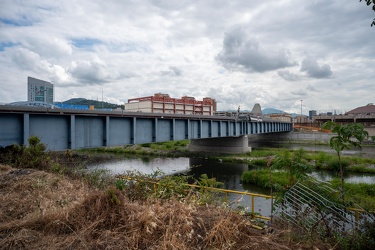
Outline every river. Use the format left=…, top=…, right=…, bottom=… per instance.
left=86, top=144, right=375, bottom=217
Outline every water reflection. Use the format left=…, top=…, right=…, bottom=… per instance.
left=186, top=158, right=273, bottom=216
left=309, top=171, right=375, bottom=183
left=89, top=157, right=190, bottom=176
left=188, top=158, right=248, bottom=190
left=251, top=142, right=375, bottom=157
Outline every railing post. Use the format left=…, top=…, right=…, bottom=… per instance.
left=251, top=195, right=255, bottom=214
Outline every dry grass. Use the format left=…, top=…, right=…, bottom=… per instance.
left=0, top=164, right=331, bottom=249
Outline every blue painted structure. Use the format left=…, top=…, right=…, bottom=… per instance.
left=0, top=105, right=292, bottom=151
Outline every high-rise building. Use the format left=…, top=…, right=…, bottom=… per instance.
left=309, top=110, right=317, bottom=120
left=27, top=77, right=54, bottom=104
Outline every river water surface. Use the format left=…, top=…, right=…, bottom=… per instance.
left=87, top=144, right=375, bottom=217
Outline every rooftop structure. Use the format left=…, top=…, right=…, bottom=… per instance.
left=267, top=113, right=292, bottom=123
left=124, top=93, right=217, bottom=115
left=346, top=103, right=375, bottom=115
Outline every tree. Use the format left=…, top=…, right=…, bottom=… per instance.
left=322, top=121, right=369, bottom=207
left=360, top=0, right=375, bottom=26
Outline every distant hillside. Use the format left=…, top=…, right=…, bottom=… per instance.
left=262, top=108, right=286, bottom=114
left=56, top=98, right=123, bottom=110
left=262, top=108, right=300, bottom=118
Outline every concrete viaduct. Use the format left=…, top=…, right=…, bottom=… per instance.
left=0, top=106, right=292, bottom=153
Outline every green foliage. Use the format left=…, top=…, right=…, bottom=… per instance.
left=115, top=171, right=225, bottom=206
left=114, top=179, right=127, bottom=191
left=197, top=173, right=223, bottom=188
left=314, top=151, right=332, bottom=169
left=248, top=159, right=267, bottom=168
left=322, top=121, right=369, bottom=206
left=154, top=174, right=191, bottom=199
left=106, top=188, right=121, bottom=205
left=50, top=162, right=63, bottom=174
left=248, top=148, right=284, bottom=157
left=336, top=220, right=375, bottom=250
left=330, top=179, right=375, bottom=210
left=241, top=169, right=288, bottom=191
left=272, top=148, right=311, bottom=187
left=7, top=136, right=51, bottom=170
left=348, top=165, right=375, bottom=173
left=62, top=98, right=121, bottom=109
left=360, top=0, right=375, bottom=27
left=327, top=158, right=350, bottom=173
left=144, top=140, right=189, bottom=151
left=322, top=122, right=369, bottom=153
left=83, top=169, right=112, bottom=189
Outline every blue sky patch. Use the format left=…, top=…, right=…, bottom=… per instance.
left=0, top=42, right=17, bottom=51
left=0, top=17, right=33, bottom=27
left=72, top=38, right=102, bottom=49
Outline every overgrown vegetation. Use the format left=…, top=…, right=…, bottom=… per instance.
left=1, top=137, right=306, bottom=249
left=242, top=148, right=375, bottom=249
left=1, top=136, right=374, bottom=249
left=83, top=140, right=191, bottom=157
left=3, top=163, right=294, bottom=249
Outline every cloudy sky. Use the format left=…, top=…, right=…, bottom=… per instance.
left=0, top=0, right=374, bottom=114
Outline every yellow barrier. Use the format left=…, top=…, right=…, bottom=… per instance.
left=117, top=175, right=272, bottom=221
left=117, top=176, right=374, bottom=227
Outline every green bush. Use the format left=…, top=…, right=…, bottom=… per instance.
left=9, top=136, right=51, bottom=170
left=241, top=169, right=288, bottom=191
left=248, top=148, right=283, bottom=157
left=327, top=158, right=349, bottom=172
left=337, top=220, right=375, bottom=250
left=248, top=159, right=267, bottom=168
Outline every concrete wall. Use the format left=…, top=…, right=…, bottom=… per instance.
left=247, top=132, right=335, bottom=144
left=188, top=136, right=251, bottom=154
left=365, top=127, right=375, bottom=137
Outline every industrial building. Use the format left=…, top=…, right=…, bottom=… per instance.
left=346, top=103, right=375, bottom=115
left=267, top=113, right=293, bottom=123
left=124, top=93, right=217, bottom=115
left=27, top=77, right=54, bottom=104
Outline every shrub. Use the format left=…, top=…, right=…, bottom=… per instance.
left=7, top=136, right=51, bottom=170
left=248, top=159, right=267, bottom=168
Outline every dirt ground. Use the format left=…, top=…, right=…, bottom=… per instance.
left=0, top=164, right=332, bottom=249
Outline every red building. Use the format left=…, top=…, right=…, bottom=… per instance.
left=125, top=93, right=217, bottom=115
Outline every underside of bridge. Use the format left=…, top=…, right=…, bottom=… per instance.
left=188, top=136, right=251, bottom=154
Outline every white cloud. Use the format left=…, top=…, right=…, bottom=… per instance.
left=300, top=57, right=333, bottom=79
left=216, top=26, right=296, bottom=73
left=0, top=0, right=374, bottom=113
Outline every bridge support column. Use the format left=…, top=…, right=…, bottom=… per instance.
left=188, top=135, right=251, bottom=154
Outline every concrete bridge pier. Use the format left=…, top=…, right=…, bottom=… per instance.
left=188, top=135, right=251, bottom=154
